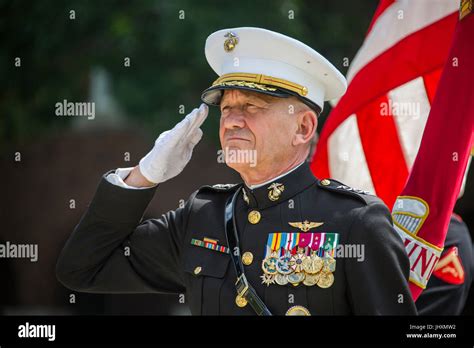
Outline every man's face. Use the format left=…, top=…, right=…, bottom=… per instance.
left=219, top=89, right=300, bottom=171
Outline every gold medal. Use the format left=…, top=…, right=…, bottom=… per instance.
left=287, top=272, right=305, bottom=286
left=285, top=305, right=311, bottom=316
left=302, top=252, right=323, bottom=274
left=303, top=273, right=320, bottom=287
left=317, top=270, right=334, bottom=288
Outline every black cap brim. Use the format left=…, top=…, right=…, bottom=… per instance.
left=201, top=84, right=321, bottom=115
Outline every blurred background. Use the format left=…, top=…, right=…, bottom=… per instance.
left=0, top=0, right=472, bottom=315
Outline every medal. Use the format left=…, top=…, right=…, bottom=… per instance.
left=302, top=252, right=324, bottom=274
left=261, top=251, right=279, bottom=275
left=289, top=249, right=306, bottom=273
left=261, top=273, right=275, bottom=286
left=324, top=255, right=336, bottom=272
left=275, top=273, right=289, bottom=286
left=285, top=305, right=311, bottom=316
left=303, top=273, right=320, bottom=287
left=317, top=270, right=334, bottom=288
left=287, top=272, right=305, bottom=286
left=276, top=253, right=292, bottom=275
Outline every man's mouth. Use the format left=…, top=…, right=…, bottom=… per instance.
left=226, top=137, right=250, bottom=142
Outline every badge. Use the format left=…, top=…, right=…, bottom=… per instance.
left=288, top=220, right=324, bottom=232
left=223, top=31, right=239, bottom=52
left=317, top=270, right=334, bottom=288
left=302, top=252, right=324, bottom=274
left=285, top=305, right=311, bottom=316
left=262, top=232, right=339, bottom=288
left=261, top=251, right=279, bottom=275
left=276, top=253, right=292, bottom=275
left=289, top=249, right=306, bottom=273
left=261, top=273, right=276, bottom=287
left=432, top=246, right=465, bottom=285
left=287, top=272, right=305, bottom=286
left=275, top=273, right=289, bottom=286
left=303, top=273, right=320, bottom=287
left=324, top=255, right=336, bottom=272
left=267, top=183, right=285, bottom=201
left=190, top=238, right=229, bottom=254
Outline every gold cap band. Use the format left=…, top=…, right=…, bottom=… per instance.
left=212, top=72, right=308, bottom=97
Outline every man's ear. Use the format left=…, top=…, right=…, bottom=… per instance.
left=292, top=109, right=317, bottom=146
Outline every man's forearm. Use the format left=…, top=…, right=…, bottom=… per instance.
left=124, top=165, right=156, bottom=188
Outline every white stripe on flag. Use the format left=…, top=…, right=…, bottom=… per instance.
left=389, top=77, right=431, bottom=168
left=328, top=114, right=376, bottom=194
left=347, top=0, right=457, bottom=83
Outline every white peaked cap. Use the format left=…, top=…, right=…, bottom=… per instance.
left=201, top=27, right=347, bottom=113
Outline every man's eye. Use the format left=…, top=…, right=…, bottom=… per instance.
left=245, top=103, right=259, bottom=109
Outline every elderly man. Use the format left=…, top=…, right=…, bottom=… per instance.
left=56, top=27, right=416, bottom=315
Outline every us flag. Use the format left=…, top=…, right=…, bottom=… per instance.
left=311, top=0, right=458, bottom=209
left=312, top=0, right=474, bottom=300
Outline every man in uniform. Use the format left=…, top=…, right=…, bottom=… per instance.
left=56, top=27, right=417, bottom=315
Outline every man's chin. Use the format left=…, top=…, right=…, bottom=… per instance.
left=220, top=145, right=258, bottom=170
left=225, top=161, right=257, bottom=173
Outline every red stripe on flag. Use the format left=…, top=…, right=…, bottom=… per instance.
left=318, top=13, right=457, bottom=147
left=422, top=69, right=443, bottom=105
left=356, top=95, right=409, bottom=208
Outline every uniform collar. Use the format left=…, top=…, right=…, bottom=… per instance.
left=241, top=161, right=317, bottom=210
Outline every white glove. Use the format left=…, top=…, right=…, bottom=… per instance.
left=139, top=104, right=209, bottom=184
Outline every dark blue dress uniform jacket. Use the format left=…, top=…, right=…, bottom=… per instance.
left=56, top=163, right=417, bottom=315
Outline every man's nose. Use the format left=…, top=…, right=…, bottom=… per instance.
left=222, top=108, right=246, bottom=129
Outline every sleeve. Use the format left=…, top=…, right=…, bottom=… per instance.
left=56, top=171, right=195, bottom=294
left=415, top=217, right=473, bottom=315
left=105, top=167, right=158, bottom=190
left=345, top=201, right=418, bottom=315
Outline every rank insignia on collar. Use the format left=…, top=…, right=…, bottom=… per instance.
left=191, top=238, right=230, bottom=254
left=288, top=220, right=324, bottom=232
left=267, top=182, right=285, bottom=201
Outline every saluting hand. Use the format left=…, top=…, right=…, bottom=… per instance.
left=126, top=104, right=208, bottom=187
